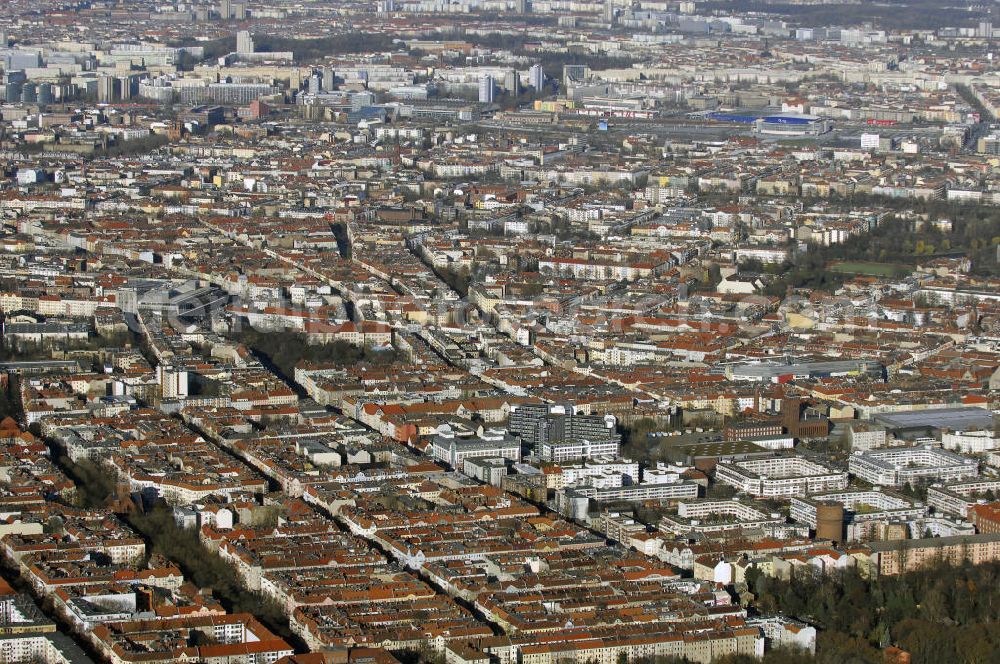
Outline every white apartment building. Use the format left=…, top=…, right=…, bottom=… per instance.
left=847, top=423, right=888, bottom=451
left=659, top=500, right=783, bottom=536
left=0, top=634, right=85, bottom=664
left=942, top=429, right=1000, bottom=454
left=557, top=457, right=640, bottom=488
left=567, top=481, right=700, bottom=503
left=716, top=456, right=849, bottom=497
left=790, top=490, right=923, bottom=528
left=540, top=438, right=620, bottom=462
left=848, top=446, right=979, bottom=487
left=927, top=478, right=1000, bottom=517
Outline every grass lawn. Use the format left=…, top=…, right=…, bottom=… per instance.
left=828, top=261, right=909, bottom=277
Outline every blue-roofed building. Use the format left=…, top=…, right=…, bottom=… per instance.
left=347, top=106, right=388, bottom=124
left=755, top=113, right=832, bottom=136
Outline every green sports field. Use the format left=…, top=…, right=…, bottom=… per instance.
left=828, top=261, right=909, bottom=277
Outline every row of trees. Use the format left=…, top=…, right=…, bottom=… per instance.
left=58, top=456, right=115, bottom=509
left=95, top=134, right=170, bottom=158
left=695, top=0, right=985, bottom=30
left=430, top=28, right=637, bottom=81
left=236, top=329, right=398, bottom=380
left=126, top=504, right=297, bottom=643
left=744, top=210, right=1000, bottom=296
left=254, top=33, right=397, bottom=60
left=0, top=386, right=18, bottom=421
left=436, top=266, right=472, bottom=297
left=746, top=562, right=1000, bottom=663
left=809, top=214, right=991, bottom=269
left=175, top=32, right=397, bottom=64
left=54, top=454, right=299, bottom=645
left=619, top=417, right=686, bottom=464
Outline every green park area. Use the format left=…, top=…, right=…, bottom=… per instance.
left=828, top=261, right=911, bottom=277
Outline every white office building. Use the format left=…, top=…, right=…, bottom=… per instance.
left=431, top=428, right=521, bottom=468
left=479, top=74, right=495, bottom=104
left=236, top=30, right=254, bottom=55
left=529, top=63, right=545, bottom=90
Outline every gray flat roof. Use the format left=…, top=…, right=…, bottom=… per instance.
left=872, top=407, right=994, bottom=431
left=0, top=360, right=79, bottom=369
left=869, top=531, right=1000, bottom=552
left=0, top=632, right=95, bottom=664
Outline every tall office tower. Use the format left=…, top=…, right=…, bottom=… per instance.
left=350, top=90, right=375, bottom=110
left=20, top=82, right=37, bottom=104
left=308, top=73, right=322, bottom=95
left=219, top=0, right=232, bottom=19
left=98, top=75, right=116, bottom=103
left=529, top=63, right=545, bottom=91
left=37, top=82, right=53, bottom=105
left=507, top=404, right=621, bottom=462
left=236, top=30, right=255, bottom=55
left=562, top=64, right=588, bottom=89
left=3, top=51, right=40, bottom=70
left=604, top=0, right=615, bottom=23
left=3, top=71, right=26, bottom=103
left=322, top=67, right=335, bottom=91
left=515, top=0, right=528, bottom=13
left=118, top=75, right=135, bottom=101
left=479, top=74, right=495, bottom=103
left=158, top=366, right=189, bottom=399
left=504, top=70, right=520, bottom=97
